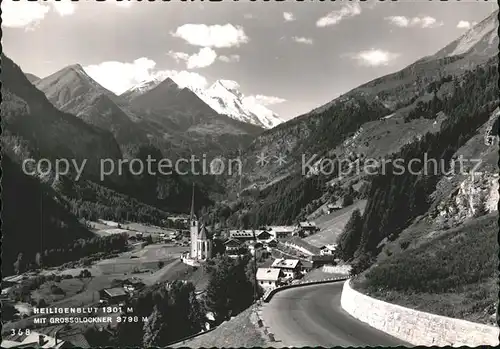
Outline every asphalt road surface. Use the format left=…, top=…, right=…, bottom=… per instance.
left=260, top=281, right=411, bottom=347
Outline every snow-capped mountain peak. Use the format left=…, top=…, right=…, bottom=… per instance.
left=195, top=79, right=283, bottom=129
left=209, top=80, right=244, bottom=99
left=122, top=72, right=173, bottom=99
left=121, top=76, right=284, bottom=129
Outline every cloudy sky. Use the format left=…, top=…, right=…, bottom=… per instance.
left=2, top=0, right=497, bottom=120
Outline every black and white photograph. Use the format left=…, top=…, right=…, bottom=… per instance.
left=1, top=0, right=499, bottom=347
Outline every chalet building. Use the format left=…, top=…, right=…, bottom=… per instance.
left=229, top=230, right=255, bottom=242
left=224, top=238, right=243, bottom=255
left=296, top=221, right=319, bottom=237
left=271, top=258, right=302, bottom=279
left=266, top=226, right=296, bottom=240
left=320, top=244, right=337, bottom=256
left=325, top=201, right=343, bottom=214
left=256, top=230, right=272, bottom=242
left=311, top=255, right=337, bottom=268
left=301, top=260, right=313, bottom=273
left=256, top=268, right=284, bottom=290
left=123, top=279, right=146, bottom=293
left=248, top=242, right=264, bottom=256
left=99, top=287, right=128, bottom=305
left=265, top=239, right=278, bottom=251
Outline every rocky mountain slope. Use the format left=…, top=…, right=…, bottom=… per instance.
left=25, top=73, right=40, bottom=83
left=34, top=64, right=148, bottom=155
left=1, top=54, right=123, bottom=183
left=122, top=77, right=283, bottom=129
left=126, top=77, right=263, bottom=157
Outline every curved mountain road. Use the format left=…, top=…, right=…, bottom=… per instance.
left=260, top=281, right=411, bottom=347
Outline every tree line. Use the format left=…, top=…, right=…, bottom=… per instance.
left=336, top=59, right=499, bottom=270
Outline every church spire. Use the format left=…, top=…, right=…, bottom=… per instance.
left=190, top=182, right=195, bottom=221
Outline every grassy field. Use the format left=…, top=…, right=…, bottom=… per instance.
left=305, top=200, right=367, bottom=247
left=2, top=243, right=192, bottom=335
left=31, top=278, right=88, bottom=304
left=95, top=244, right=188, bottom=274
left=353, top=213, right=498, bottom=325
left=89, top=220, right=177, bottom=239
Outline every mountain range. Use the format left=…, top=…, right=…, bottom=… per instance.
left=121, top=77, right=283, bottom=129
left=1, top=10, right=498, bottom=288
left=34, top=66, right=264, bottom=159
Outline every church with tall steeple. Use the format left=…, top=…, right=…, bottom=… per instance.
left=189, top=183, right=212, bottom=261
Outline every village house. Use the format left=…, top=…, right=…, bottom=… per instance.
left=99, top=287, right=128, bottom=305
left=256, top=230, right=272, bottom=242
left=248, top=242, right=264, bottom=256
left=256, top=268, right=284, bottom=290
left=266, top=226, right=296, bottom=240
left=325, top=201, right=343, bottom=214
left=123, top=279, right=146, bottom=293
left=229, top=230, right=256, bottom=242
left=224, top=238, right=243, bottom=256
left=311, top=255, right=337, bottom=268
left=320, top=244, right=337, bottom=256
left=264, top=238, right=278, bottom=252
left=301, top=260, right=313, bottom=274
left=295, top=221, right=319, bottom=237
left=271, top=258, right=302, bottom=279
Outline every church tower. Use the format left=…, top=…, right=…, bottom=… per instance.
left=190, top=183, right=199, bottom=259
left=187, top=183, right=212, bottom=261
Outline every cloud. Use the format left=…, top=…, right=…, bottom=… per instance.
left=168, top=51, right=190, bottom=63
left=283, top=12, right=295, bottom=22
left=1, top=0, right=51, bottom=29
left=168, top=48, right=218, bottom=69
left=348, top=49, right=400, bottom=67
left=1, top=0, right=78, bottom=29
left=84, top=57, right=208, bottom=94
left=243, top=95, right=287, bottom=106
left=244, top=13, right=254, bottom=19
left=385, top=16, right=444, bottom=28
left=316, top=3, right=361, bottom=27
left=292, top=36, right=313, bottom=45
left=186, top=47, right=218, bottom=69
left=218, top=54, right=241, bottom=63
left=456, top=20, right=477, bottom=29
left=171, top=23, right=249, bottom=48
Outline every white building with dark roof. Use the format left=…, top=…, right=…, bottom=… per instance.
left=266, top=226, right=296, bottom=240
left=224, top=238, right=242, bottom=255
left=319, top=244, right=337, bottom=255
left=256, top=268, right=284, bottom=290
left=229, top=230, right=255, bottom=241
left=271, top=258, right=302, bottom=279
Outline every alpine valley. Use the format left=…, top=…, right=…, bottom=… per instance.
left=1, top=7, right=498, bottom=331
